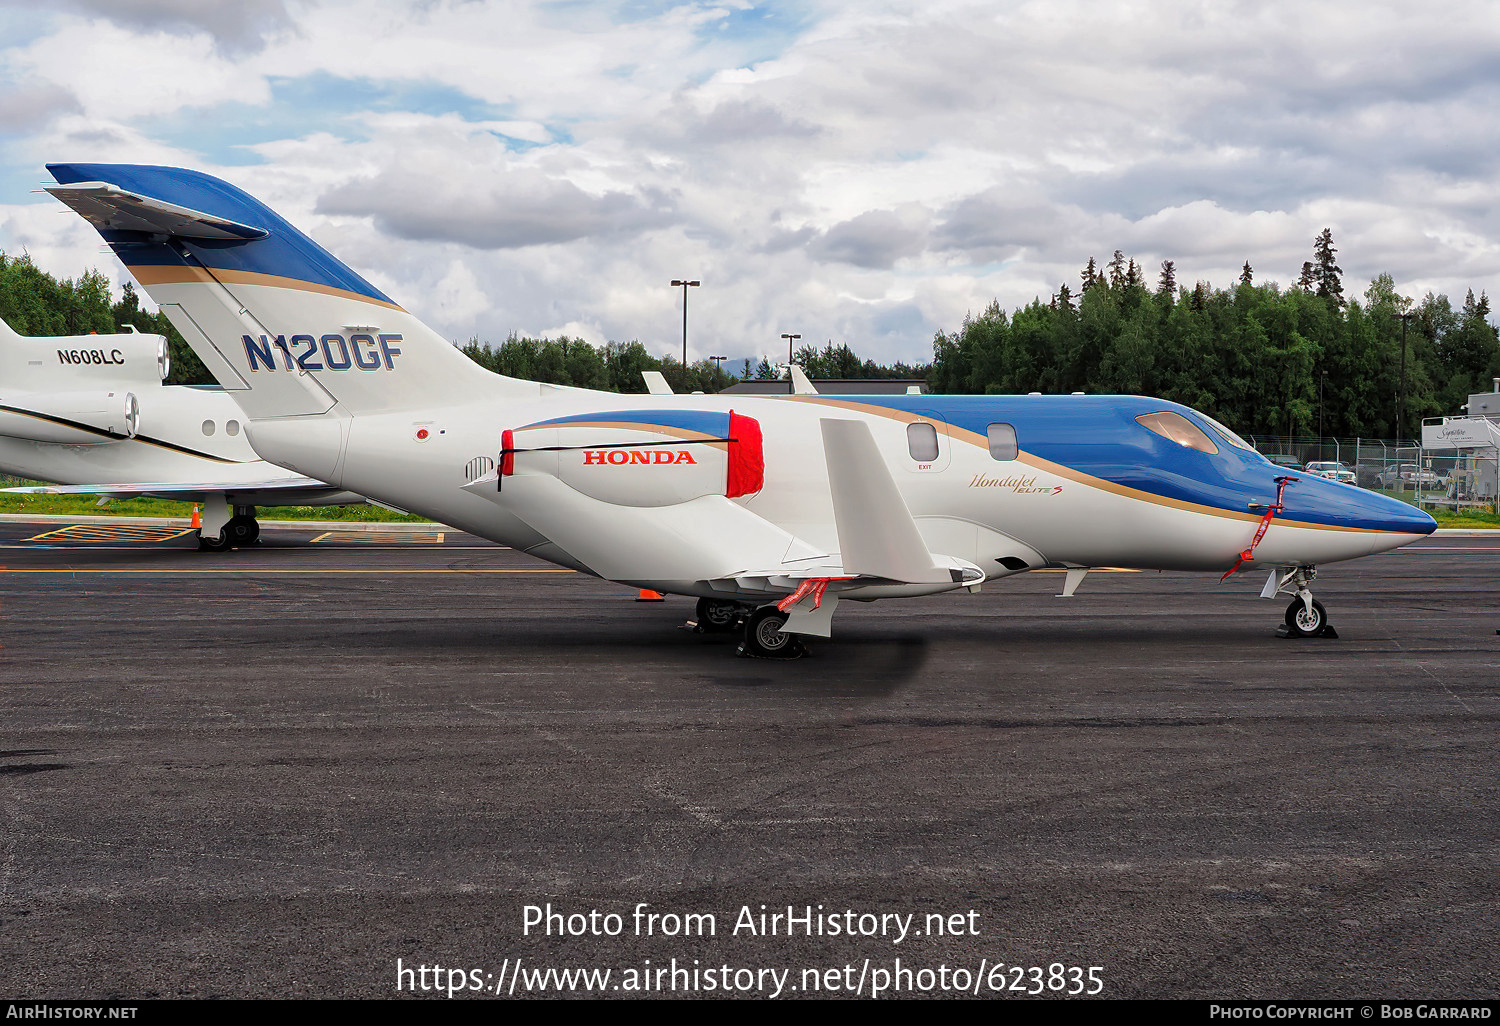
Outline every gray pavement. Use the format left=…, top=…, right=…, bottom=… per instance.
left=0, top=520, right=1496, bottom=999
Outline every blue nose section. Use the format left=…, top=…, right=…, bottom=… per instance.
left=1287, top=475, right=1437, bottom=535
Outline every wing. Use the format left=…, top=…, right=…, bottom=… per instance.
left=460, top=416, right=983, bottom=635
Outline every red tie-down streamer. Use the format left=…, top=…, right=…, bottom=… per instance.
left=776, top=576, right=854, bottom=612
left=1220, top=475, right=1297, bottom=582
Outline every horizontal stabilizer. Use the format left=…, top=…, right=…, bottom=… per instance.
left=45, top=182, right=268, bottom=240
left=821, top=418, right=950, bottom=584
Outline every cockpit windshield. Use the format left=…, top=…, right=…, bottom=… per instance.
left=1195, top=412, right=1257, bottom=453
left=1135, top=412, right=1218, bottom=454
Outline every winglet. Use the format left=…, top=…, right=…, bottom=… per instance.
left=820, top=418, right=949, bottom=584
left=642, top=370, right=673, bottom=395
left=790, top=365, right=819, bottom=395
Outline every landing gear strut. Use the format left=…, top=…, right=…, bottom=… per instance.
left=693, top=597, right=745, bottom=633
left=197, top=502, right=259, bottom=551
left=225, top=506, right=260, bottom=547
left=1266, top=565, right=1338, bottom=639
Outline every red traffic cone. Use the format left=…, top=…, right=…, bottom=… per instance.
left=190, top=504, right=201, bottom=529
left=636, top=589, right=665, bottom=601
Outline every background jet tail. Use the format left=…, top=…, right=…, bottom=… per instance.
left=46, top=163, right=537, bottom=420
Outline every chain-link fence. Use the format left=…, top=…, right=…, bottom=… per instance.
left=1246, top=434, right=1500, bottom=514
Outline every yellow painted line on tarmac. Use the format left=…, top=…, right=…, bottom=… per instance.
left=310, top=530, right=449, bottom=544
left=23, top=524, right=196, bottom=543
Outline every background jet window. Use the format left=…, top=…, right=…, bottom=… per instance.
left=987, top=422, right=1018, bottom=460
left=1136, top=411, right=1218, bottom=454
left=201, top=420, right=215, bottom=436
left=906, top=421, right=939, bottom=461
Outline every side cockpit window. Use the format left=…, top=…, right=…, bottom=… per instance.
left=1136, top=411, right=1218, bottom=454
left=987, top=422, right=1017, bottom=460
left=906, top=421, right=939, bottom=461
left=1197, top=412, right=1256, bottom=452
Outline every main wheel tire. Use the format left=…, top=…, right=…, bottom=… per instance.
left=1284, top=597, right=1328, bottom=637
left=198, top=530, right=232, bottom=552
left=743, top=606, right=797, bottom=657
left=225, top=516, right=259, bottom=547
left=695, top=597, right=742, bottom=632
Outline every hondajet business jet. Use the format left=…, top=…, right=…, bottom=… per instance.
left=0, top=316, right=364, bottom=549
left=43, top=163, right=1435, bottom=655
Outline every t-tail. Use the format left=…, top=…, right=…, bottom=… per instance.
left=45, top=164, right=537, bottom=425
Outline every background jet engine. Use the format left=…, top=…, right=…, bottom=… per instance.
left=0, top=389, right=140, bottom=443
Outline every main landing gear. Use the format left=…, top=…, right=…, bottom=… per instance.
left=738, top=606, right=808, bottom=659
left=688, top=598, right=809, bottom=658
left=198, top=504, right=260, bottom=552
left=1266, top=565, right=1338, bottom=639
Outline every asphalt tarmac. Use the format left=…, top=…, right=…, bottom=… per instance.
left=0, top=520, right=1496, bottom=1000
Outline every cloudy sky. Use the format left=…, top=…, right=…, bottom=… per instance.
left=1, top=0, right=1497, bottom=367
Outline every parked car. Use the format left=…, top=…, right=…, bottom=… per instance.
left=1376, top=463, right=1441, bottom=490
left=1264, top=454, right=1302, bottom=470
left=1303, top=460, right=1356, bottom=484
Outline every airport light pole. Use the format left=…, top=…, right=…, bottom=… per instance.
left=780, top=333, right=800, bottom=394
left=1319, top=370, right=1326, bottom=461
left=1395, top=311, right=1413, bottom=442
left=671, top=279, right=700, bottom=366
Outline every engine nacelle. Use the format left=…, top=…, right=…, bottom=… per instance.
left=503, top=409, right=764, bottom=507
left=0, top=323, right=170, bottom=387
left=0, top=389, right=140, bottom=443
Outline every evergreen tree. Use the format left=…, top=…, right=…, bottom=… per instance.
left=1297, top=261, right=1316, bottom=292
left=1240, top=261, right=1253, bottom=285
left=1157, top=260, right=1177, bottom=299
left=1107, top=250, right=1126, bottom=288
left=1080, top=257, right=1099, bottom=292
left=1313, top=228, right=1343, bottom=306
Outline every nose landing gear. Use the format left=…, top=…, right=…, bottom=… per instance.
left=1264, top=565, right=1339, bottom=639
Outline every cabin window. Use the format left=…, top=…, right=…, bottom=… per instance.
left=226, top=420, right=241, bottom=436
left=1136, top=411, right=1217, bottom=454
left=987, top=423, right=1018, bottom=461
left=906, top=421, right=939, bottom=461
left=201, top=420, right=215, bottom=436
